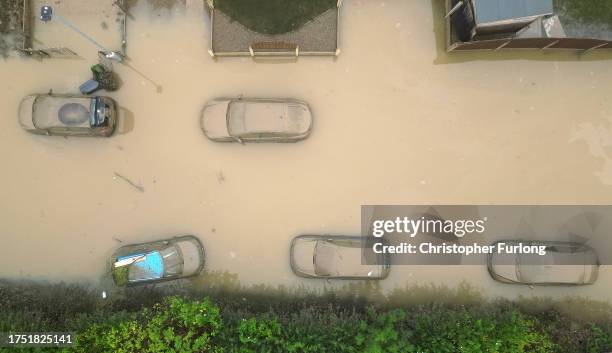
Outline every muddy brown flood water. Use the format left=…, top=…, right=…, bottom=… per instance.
left=0, top=0, right=612, bottom=303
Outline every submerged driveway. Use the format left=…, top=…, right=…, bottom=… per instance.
left=0, top=0, right=611, bottom=302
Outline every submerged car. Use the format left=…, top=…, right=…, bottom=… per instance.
left=111, top=235, right=205, bottom=287
left=290, top=235, right=390, bottom=279
left=201, top=97, right=312, bottom=142
left=19, top=93, right=117, bottom=137
left=488, top=241, right=599, bottom=285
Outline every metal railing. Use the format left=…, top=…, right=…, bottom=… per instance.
left=16, top=47, right=79, bottom=58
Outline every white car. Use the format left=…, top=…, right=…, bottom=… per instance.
left=201, top=97, right=312, bottom=142
left=488, top=241, right=599, bottom=285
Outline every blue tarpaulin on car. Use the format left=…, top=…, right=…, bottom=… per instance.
left=118, top=251, right=164, bottom=281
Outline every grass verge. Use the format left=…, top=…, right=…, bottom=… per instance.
left=553, top=0, right=612, bottom=30
left=214, top=0, right=336, bottom=35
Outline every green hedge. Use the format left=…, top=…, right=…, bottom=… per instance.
left=74, top=297, right=222, bottom=353
left=1, top=281, right=611, bottom=353
left=58, top=297, right=555, bottom=353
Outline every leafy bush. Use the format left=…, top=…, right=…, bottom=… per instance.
left=411, top=308, right=553, bottom=353
left=73, top=297, right=222, bottom=353
left=355, top=309, right=414, bottom=353
left=235, top=318, right=283, bottom=352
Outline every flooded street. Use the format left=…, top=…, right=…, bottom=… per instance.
left=1, top=0, right=612, bottom=303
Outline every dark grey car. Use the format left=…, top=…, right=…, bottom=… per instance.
left=19, top=93, right=117, bottom=137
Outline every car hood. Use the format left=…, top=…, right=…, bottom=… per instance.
left=201, top=99, right=231, bottom=139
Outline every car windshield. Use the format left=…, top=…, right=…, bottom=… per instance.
left=32, top=96, right=94, bottom=129
left=91, top=97, right=112, bottom=127
left=226, top=100, right=308, bottom=137
left=517, top=247, right=586, bottom=283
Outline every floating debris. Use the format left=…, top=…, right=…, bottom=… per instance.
left=113, top=172, right=145, bottom=193
left=217, top=171, right=226, bottom=183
